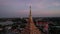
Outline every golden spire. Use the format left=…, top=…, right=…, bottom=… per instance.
left=29, top=6, right=33, bottom=23
left=21, top=6, right=41, bottom=34
left=29, top=6, right=32, bottom=16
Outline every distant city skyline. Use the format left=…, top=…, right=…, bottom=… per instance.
left=0, top=0, right=60, bottom=18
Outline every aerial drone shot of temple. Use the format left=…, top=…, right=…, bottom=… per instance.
left=21, top=6, right=42, bottom=34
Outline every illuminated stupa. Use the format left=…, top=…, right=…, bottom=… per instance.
left=21, top=6, right=41, bottom=34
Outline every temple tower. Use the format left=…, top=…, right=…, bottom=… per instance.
left=21, top=6, right=41, bottom=34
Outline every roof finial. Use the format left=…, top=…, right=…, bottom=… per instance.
left=29, top=5, right=32, bottom=16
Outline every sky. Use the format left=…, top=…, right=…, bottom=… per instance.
left=0, top=0, right=60, bottom=18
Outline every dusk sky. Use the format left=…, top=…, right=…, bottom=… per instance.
left=0, top=0, right=60, bottom=18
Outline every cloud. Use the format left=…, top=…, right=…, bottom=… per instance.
left=0, top=0, right=60, bottom=17
left=27, top=0, right=60, bottom=9
left=52, top=2, right=60, bottom=6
